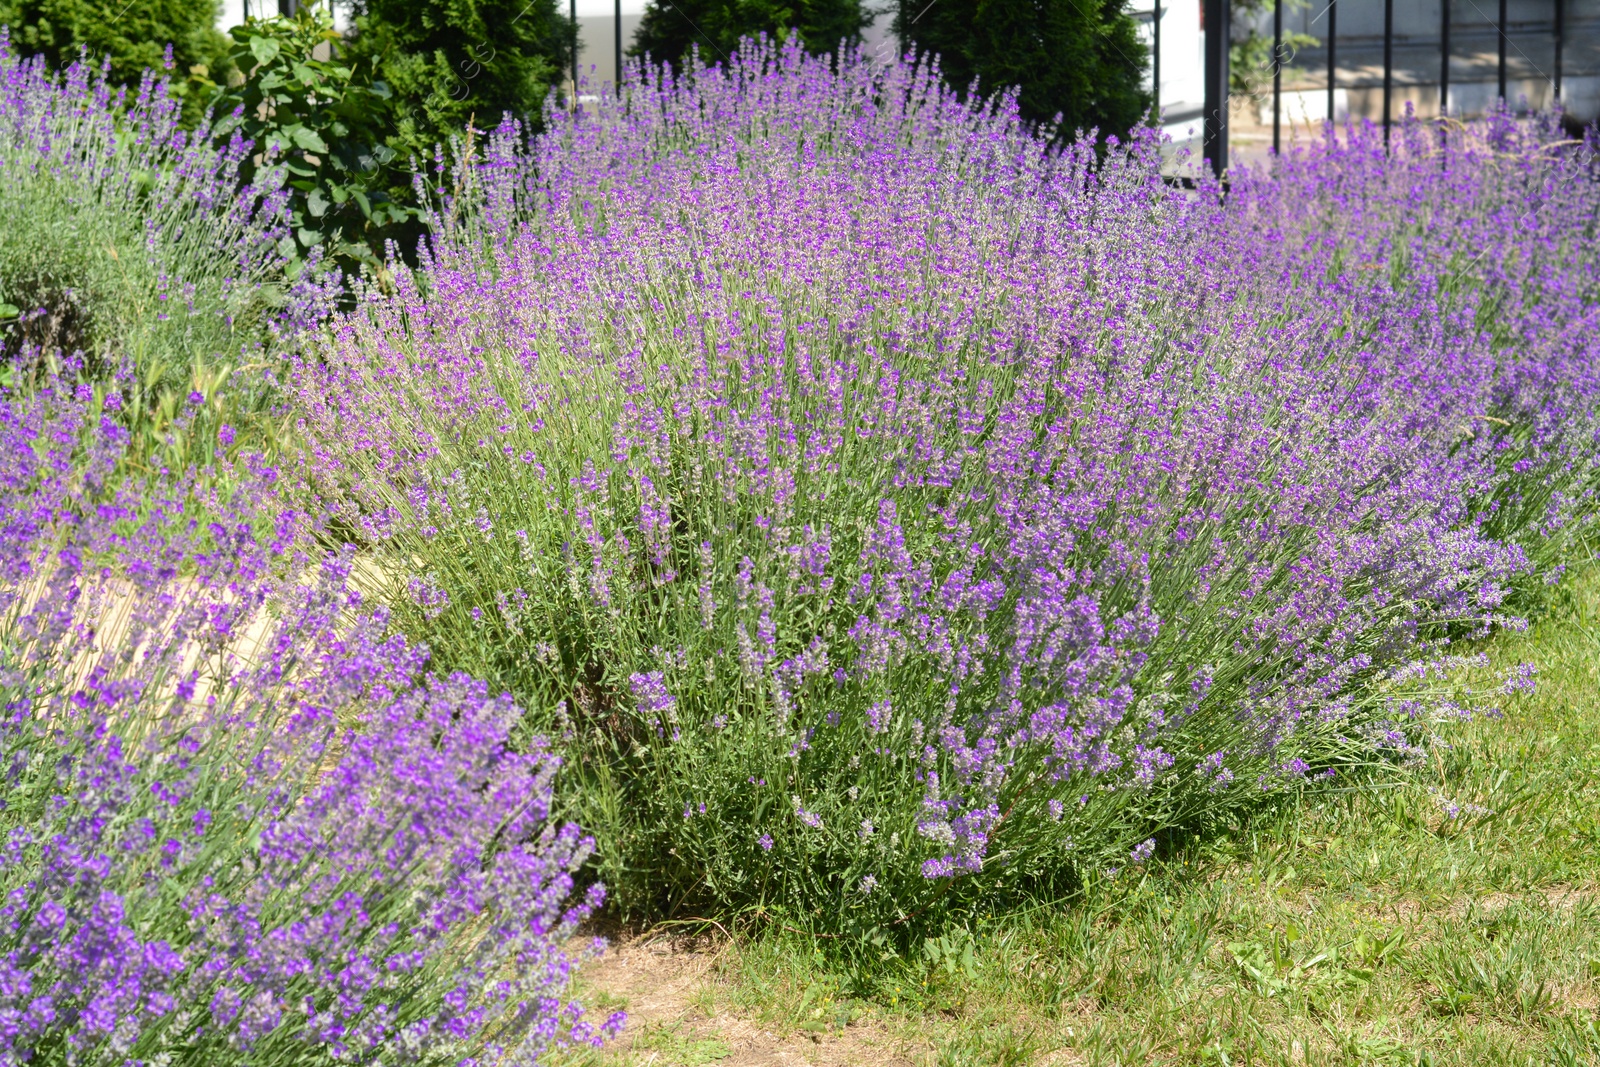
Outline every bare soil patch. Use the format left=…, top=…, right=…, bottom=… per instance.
left=574, top=933, right=928, bottom=1067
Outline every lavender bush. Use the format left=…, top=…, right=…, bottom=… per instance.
left=0, top=382, right=622, bottom=1064
left=0, top=33, right=290, bottom=463
left=293, top=44, right=1600, bottom=930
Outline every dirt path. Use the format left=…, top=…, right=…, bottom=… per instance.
left=575, top=933, right=930, bottom=1067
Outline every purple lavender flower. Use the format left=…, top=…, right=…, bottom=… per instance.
left=630, top=670, right=677, bottom=720
left=0, top=383, right=618, bottom=1065
left=866, top=699, right=892, bottom=734
left=1500, top=662, right=1537, bottom=695
left=285, top=37, right=1600, bottom=929
left=0, top=37, right=291, bottom=434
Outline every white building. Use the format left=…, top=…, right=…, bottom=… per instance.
left=1130, top=0, right=1211, bottom=154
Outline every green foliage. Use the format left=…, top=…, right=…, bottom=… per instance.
left=629, top=0, right=868, bottom=71
left=1, top=0, right=231, bottom=122
left=341, top=0, right=573, bottom=172
left=892, top=0, right=1147, bottom=141
left=210, top=9, right=414, bottom=270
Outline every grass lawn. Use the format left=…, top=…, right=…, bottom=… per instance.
left=562, top=566, right=1600, bottom=1066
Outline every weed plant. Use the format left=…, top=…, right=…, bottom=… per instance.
left=291, top=40, right=1600, bottom=935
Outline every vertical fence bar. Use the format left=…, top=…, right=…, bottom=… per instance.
left=1554, top=0, right=1565, bottom=102
left=615, top=0, right=624, bottom=86
left=1440, top=0, right=1450, bottom=116
left=1498, top=0, right=1508, bottom=102
left=1327, top=0, right=1337, bottom=127
left=571, top=0, right=579, bottom=94
left=1203, top=0, right=1230, bottom=176
left=1153, top=0, right=1162, bottom=117
left=1382, top=0, right=1393, bottom=146
left=1273, top=0, right=1283, bottom=153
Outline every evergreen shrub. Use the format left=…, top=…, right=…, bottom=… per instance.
left=892, top=0, right=1147, bottom=140
left=629, top=0, right=867, bottom=71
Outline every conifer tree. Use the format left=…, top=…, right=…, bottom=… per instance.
left=629, top=0, right=867, bottom=71
left=894, top=0, right=1147, bottom=141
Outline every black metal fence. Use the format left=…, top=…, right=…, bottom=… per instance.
left=1144, top=0, right=1600, bottom=176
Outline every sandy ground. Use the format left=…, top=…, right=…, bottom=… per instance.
left=573, top=932, right=934, bottom=1067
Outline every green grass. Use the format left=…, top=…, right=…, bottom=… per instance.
left=564, top=566, right=1600, bottom=1065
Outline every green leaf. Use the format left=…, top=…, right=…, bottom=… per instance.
left=351, top=189, right=372, bottom=219
left=249, top=35, right=282, bottom=67
left=306, top=188, right=330, bottom=218
left=291, top=126, right=329, bottom=153
left=0, top=303, right=20, bottom=321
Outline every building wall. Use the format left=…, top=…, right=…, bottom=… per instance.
left=1129, top=0, right=1212, bottom=152
left=575, top=10, right=646, bottom=88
